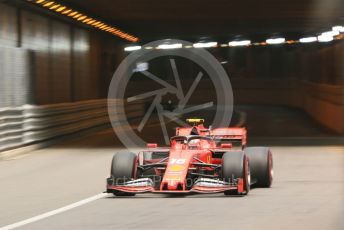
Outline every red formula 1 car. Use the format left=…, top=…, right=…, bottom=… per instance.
left=106, top=119, right=273, bottom=196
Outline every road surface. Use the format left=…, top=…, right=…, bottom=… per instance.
left=0, top=128, right=343, bottom=230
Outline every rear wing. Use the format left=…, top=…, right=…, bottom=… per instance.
left=208, top=127, right=247, bottom=146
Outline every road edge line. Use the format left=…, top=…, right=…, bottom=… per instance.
left=0, top=193, right=108, bottom=230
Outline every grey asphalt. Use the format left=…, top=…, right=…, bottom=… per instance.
left=0, top=128, right=343, bottom=230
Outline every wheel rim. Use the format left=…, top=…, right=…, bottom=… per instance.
left=245, top=157, right=250, bottom=193
left=269, top=152, right=273, bottom=183
left=247, top=165, right=251, bottom=186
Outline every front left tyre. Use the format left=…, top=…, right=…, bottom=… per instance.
left=222, top=151, right=250, bottom=195
left=244, top=147, right=273, bottom=188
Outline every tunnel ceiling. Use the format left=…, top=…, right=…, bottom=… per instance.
left=62, top=0, right=344, bottom=42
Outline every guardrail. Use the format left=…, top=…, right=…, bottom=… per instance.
left=0, top=99, right=145, bottom=152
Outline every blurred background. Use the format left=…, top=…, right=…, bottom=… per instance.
left=0, top=0, right=343, bottom=150
left=0, top=1, right=343, bottom=229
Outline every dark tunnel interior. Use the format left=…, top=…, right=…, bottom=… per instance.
left=0, top=1, right=344, bottom=229
left=0, top=0, right=343, bottom=148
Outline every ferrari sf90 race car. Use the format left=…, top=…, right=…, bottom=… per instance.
left=106, top=119, right=273, bottom=196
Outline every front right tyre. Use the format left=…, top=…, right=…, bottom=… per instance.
left=110, top=152, right=137, bottom=196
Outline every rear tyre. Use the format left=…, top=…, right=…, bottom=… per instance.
left=222, top=152, right=250, bottom=195
left=111, top=152, right=137, bottom=196
left=245, top=147, right=273, bottom=188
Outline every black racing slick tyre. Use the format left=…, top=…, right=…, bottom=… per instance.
left=245, top=147, right=273, bottom=188
left=222, top=152, right=250, bottom=195
left=111, top=152, right=137, bottom=196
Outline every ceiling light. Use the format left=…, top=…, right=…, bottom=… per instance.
left=61, top=9, right=72, bottom=14
left=77, top=15, right=87, bottom=21
left=92, top=21, right=101, bottom=26
left=43, top=1, right=54, bottom=7
left=286, top=40, right=297, bottom=44
left=27, top=0, right=139, bottom=42
left=157, top=43, right=182, bottom=49
left=317, top=34, right=334, bottom=42
left=266, top=37, right=285, bottom=44
left=73, top=13, right=82, bottom=19
left=99, top=25, right=107, bottom=30
left=193, top=42, right=218, bottom=48
left=124, top=46, right=142, bottom=52
left=332, top=26, right=344, bottom=33
left=87, top=20, right=96, bottom=25
left=228, top=40, right=251, bottom=47
left=68, top=11, right=78, bottom=17
left=82, top=18, right=92, bottom=23
left=321, top=30, right=339, bottom=37
left=299, top=37, right=317, bottom=43
left=49, top=4, right=60, bottom=10
left=95, top=23, right=105, bottom=28
left=55, top=6, right=66, bottom=12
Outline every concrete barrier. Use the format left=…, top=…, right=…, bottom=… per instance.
left=0, top=99, right=145, bottom=152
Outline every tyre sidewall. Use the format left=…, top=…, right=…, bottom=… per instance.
left=245, top=147, right=273, bottom=187
left=222, top=152, right=250, bottom=195
left=111, top=152, right=137, bottom=183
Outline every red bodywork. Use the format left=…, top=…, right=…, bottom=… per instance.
left=176, top=125, right=247, bottom=146
left=107, top=124, right=247, bottom=194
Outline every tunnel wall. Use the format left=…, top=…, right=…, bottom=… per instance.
left=212, top=41, right=344, bottom=85
left=0, top=2, right=126, bottom=106
left=1, top=2, right=343, bottom=135
left=302, top=82, right=344, bottom=134
left=219, top=41, right=344, bottom=134
left=231, top=79, right=344, bottom=134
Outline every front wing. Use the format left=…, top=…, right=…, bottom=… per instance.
left=106, top=178, right=244, bottom=194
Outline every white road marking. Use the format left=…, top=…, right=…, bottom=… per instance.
left=0, top=193, right=108, bottom=230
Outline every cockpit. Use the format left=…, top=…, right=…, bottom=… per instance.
left=170, top=135, right=215, bottom=150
